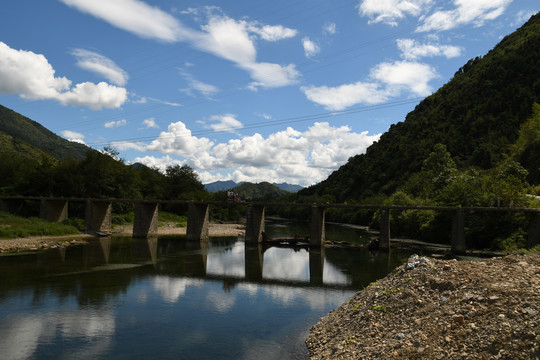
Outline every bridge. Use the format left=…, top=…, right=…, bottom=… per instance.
left=1, top=196, right=539, bottom=254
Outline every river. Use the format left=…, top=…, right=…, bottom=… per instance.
left=0, top=220, right=413, bottom=359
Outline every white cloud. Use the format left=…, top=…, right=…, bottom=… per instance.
left=146, top=121, right=214, bottom=157
left=249, top=24, right=297, bottom=41
left=142, top=117, right=159, bottom=129
left=59, top=0, right=192, bottom=42
left=417, top=0, right=513, bottom=32
left=179, top=70, right=219, bottom=98
left=302, top=82, right=388, bottom=111
left=131, top=121, right=380, bottom=186
left=302, top=59, right=437, bottom=110
left=397, top=38, right=462, bottom=60
left=206, top=114, right=243, bottom=133
left=370, top=60, right=437, bottom=96
left=303, top=37, right=321, bottom=58
left=511, top=10, right=537, bottom=27
left=323, top=23, right=337, bottom=36
left=61, top=130, right=86, bottom=144
left=58, top=81, right=127, bottom=110
left=0, top=42, right=127, bottom=110
left=72, top=49, right=128, bottom=86
left=358, top=0, right=433, bottom=26
left=61, top=2, right=299, bottom=90
left=104, top=119, right=127, bottom=128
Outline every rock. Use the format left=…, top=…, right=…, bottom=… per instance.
left=453, top=314, right=465, bottom=325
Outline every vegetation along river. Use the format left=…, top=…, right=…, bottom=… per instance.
left=0, top=220, right=414, bottom=359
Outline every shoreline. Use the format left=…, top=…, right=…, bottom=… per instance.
left=0, top=222, right=245, bottom=253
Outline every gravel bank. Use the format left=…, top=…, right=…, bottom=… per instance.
left=306, top=252, right=540, bottom=359
left=0, top=223, right=245, bottom=253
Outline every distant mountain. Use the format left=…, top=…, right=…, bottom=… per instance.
left=301, top=12, right=540, bottom=201
left=0, top=104, right=93, bottom=161
left=232, top=182, right=289, bottom=200
left=273, top=182, right=303, bottom=193
left=204, top=180, right=243, bottom=192
left=205, top=180, right=303, bottom=193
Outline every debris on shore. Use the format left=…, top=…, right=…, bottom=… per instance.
left=306, top=253, right=540, bottom=359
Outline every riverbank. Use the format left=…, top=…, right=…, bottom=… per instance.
left=0, top=222, right=245, bottom=253
left=306, top=252, right=540, bottom=359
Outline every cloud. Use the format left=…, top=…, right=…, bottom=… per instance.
left=302, top=82, right=388, bottom=111
left=142, top=118, right=159, bottom=129
left=206, top=114, right=243, bottom=133
left=59, top=0, right=192, bottom=42
left=397, top=39, right=462, bottom=60
left=179, top=70, right=219, bottom=98
left=146, top=121, right=214, bottom=157
left=132, top=121, right=380, bottom=186
left=303, top=37, right=321, bottom=58
left=61, top=130, right=86, bottom=144
left=249, top=24, right=297, bottom=41
left=61, top=1, right=299, bottom=89
left=302, top=60, right=437, bottom=110
left=371, top=60, right=437, bottom=96
left=358, top=0, right=432, bottom=26
left=104, top=119, right=127, bottom=128
left=72, top=49, right=129, bottom=86
left=0, top=42, right=127, bottom=109
left=323, top=23, right=337, bottom=36
left=417, top=0, right=513, bottom=32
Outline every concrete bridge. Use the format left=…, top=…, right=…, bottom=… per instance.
left=1, top=196, right=539, bottom=254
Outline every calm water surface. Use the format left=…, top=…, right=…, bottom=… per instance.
left=0, top=222, right=412, bottom=360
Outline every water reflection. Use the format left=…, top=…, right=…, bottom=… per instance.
left=0, top=224, right=412, bottom=360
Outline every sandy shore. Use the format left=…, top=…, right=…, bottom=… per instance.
left=0, top=222, right=245, bottom=253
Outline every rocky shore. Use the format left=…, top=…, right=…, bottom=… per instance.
left=306, top=252, right=540, bottom=359
left=0, top=223, right=245, bottom=253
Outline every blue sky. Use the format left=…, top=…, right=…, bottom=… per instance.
left=0, top=0, right=538, bottom=187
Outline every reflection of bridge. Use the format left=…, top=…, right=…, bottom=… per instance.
left=1, top=196, right=539, bottom=254
left=85, top=236, right=369, bottom=290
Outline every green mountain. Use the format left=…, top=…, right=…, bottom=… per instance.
left=0, top=104, right=92, bottom=161
left=232, top=182, right=289, bottom=200
left=301, top=12, right=540, bottom=202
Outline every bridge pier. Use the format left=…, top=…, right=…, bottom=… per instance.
left=85, top=200, right=112, bottom=234
left=528, top=212, right=540, bottom=248
left=379, top=208, right=391, bottom=251
left=133, top=202, right=159, bottom=238
left=245, top=205, right=265, bottom=243
left=310, top=205, right=325, bottom=246
left=39, top=199, right=68, bottom=222
left=451, top=208, right=466, bottom=254
left=186, top=203, right=209, bottom=241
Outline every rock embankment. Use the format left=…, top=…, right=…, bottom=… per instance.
left=306, top=253, right=540, bottom=359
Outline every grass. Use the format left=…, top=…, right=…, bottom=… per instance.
left=158, top=211, right=188, bottom=227
left=0, top=211, right=81, bottom=239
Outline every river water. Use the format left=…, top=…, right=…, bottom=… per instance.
left=0, top=221, right=412, bottom=360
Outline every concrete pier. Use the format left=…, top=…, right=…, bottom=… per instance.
left=451, top=208, right=466, bottom=254
left=186, top=203, right=209, bottom=241
left=39, top=199, right=68, bottom=222
left=0, top=198, right=24, bottom=214
left=85, top=200, right=112, bottom=234
left=245, top=205, right=265, bottom=243
left=528, top=212, right=540, bottom=248
left=133, top=202, right=159, bottom=238
left=379, top=208, right=390, bottom=251
left=310, top=205, right=326, bottom=246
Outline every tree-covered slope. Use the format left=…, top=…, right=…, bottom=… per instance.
left=0, top=104, right=92, bottom=161
left=301, top=12, right=540, bottom=201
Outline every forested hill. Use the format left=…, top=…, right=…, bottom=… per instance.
left=0, top=104, right=92, bottom=161
left=301, top=12, right=540, bottom=201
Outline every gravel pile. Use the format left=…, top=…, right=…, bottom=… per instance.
left=306, top=253, right=540, bottom=359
